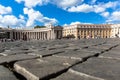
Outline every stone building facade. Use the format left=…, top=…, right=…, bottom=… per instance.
left=63, top=24, right=112, bottom=39
left=0, top=24, right=120, bottom=40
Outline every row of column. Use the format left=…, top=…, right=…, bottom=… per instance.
left=12, top=30, right=55, bottom=40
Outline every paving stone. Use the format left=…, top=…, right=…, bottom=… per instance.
left=82, top=47, right=104, bottom=53
left=0, top=54, right=39, bottom=64
left=51, top=69, right=99, bottom=80
left=90, top=45, right=110, bottom=50
left=0, top=50, right=34, bottom=56
left=28, top=49, right=65, bottom=57
left=14, top=56, right=79, bottom=80
left=0, top=49, right=5, bottom=53
left=64, top=46, right=82, bottom=50
left=0, top=66, right=18, bottom=80
left=42, top=56, right=80, bottom=66
left=72, top=57, right=120, bottom=80
left=99, top=50, right=120, bottom=59
left=54, top=50, right=96, bottom=60
left=0, top=39, right=120, bottom=80
left=112, top=45, right=120, bottom=50
left=46, top=44, right=69, bottom=50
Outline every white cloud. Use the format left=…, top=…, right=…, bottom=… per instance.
left=0, top=15, right=26, bottom=28
left=63, top=24, right=68, bottom=26
left=15, top=0, right=83, bottom=9
left=70, top=21, right=81, bottom=25
left=23, top=8, right=57, bottom=27
left=107, top=11, right=120, bottom=23
left=63, top=21, right=92, bottom=26
left=67, top=1, right=118, bottom=13
left=15, top=0, right=23, bottom=3
left=94, top=5, right=106, bottom=13
left=19, top=14, right=25, bottom=20
left=0, top=3, right=26, bottom=28
left=68, top=4, right=93, bottom=13
left=0, top=4, right=12, bottom=14
left=52, top=0, right=83, bottom=9
left=100, top=12, right=110, bottom=18
left=15, top=0, right=49, bottom=8
left=104, top=1, right=118, bottom=9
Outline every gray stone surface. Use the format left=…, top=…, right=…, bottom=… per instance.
left=14, top=56, right=78, bottom=80
left=28, top=49, right=65, bottom=57
left=51, top=69, right=99, bottom=80
left=0, top=49, right=5, bottom=53
left=54, top=50, right=96, bottom=60
left=42, top=56, right=80, bottom=66
left=72, top=57, right=120, bottom=80
left=82, top=47, right=105, bottom=53
left=0, top=54, right=39, bottom=64
left=0, top=38, right=120, bottom=80
left=0, top=50, right=34, bottom=56
left=0, top=66, right=18, bottom=80
left=99, top=48, right=120, bottom=59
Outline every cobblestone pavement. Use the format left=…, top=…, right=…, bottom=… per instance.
left=0, top=38, right=120, bottom=80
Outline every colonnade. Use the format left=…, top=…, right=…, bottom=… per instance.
left=12, top=30, right=55, bottom=40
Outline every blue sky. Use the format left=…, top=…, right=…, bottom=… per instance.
left=0, top=0, right=120, bottom=28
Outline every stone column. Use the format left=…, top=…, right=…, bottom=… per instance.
left=49, top=31, right=51, bottom=40
left=41, top=32, right=43, bottom=40
left=37, top=32, right=39, bottom=40
left=19, top=32, right=21, bottom=40
left=16, top=32, right=18, bottom=40
left=34, top=32, right=36, bottom=39
left=14, top=32, right=16, bottom=40
left=35, top=32, right=38, bottom=40
left=33, top=32, right=35, bottom=39
left=39, top=32, right=40, bottom=40
left=31, top=32, right=32, bottom=39
left=18, top=32, right=20, bottom=40
left=29, top=32, right=31, bottom=40
left=32, top=32, right=34, bottom=40
left=10, top=31, right=13, bottom=39
left=52, top=30, right=54, bottom=39
left=44, top=32, right=45, bottom=40
left=41, top=32, right=42, bottom=40
left=20, top=32, right=21, bottom=40
left=35, top=32, right=36, bottom=40
left=51, top=29, right=55, bottom=40
left=45, top=32, right=47, bottom=40
left=36, top=32, right=38, bottom=40
left=47, top=31, right=50, bottom=40
left=31, top=32, right=33, bottom=39
left=42, top=32, right=44, bottom=40
left=39, top=32, right=41, bottom=40
left=43, top=32, right=45, bottom=40
left=28, top=32, right=30, bottom=40
left=26, top=32, right=28, bottom=40
left=49, top=30, right=52, bottom=40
